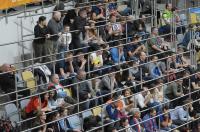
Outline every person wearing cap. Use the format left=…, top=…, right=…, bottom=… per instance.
left=170, top=99, right=195, bottom=126
left=33, top=16, right=50, bottom=63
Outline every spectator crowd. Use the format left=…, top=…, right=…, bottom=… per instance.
left=0, top=0, right=200, bottom=132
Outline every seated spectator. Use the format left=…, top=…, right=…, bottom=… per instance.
left=147, top=27, right=170, bottom=56
left=47, top=112, right=61, bottom=131
left=165, top=78, right=184, bottom=107
left=196, top=48, right=200, bottom=68
left=49, top=74, right=67, bottom=98
left=99, top=69, right=118, bottom=102
left=90, top=44, right=104, bottom=73
left=82, top=28, right=99, bottom=47
left=148, top=56, right=163, bottom=79
left=92, top=2, right=106, bottom=21
left=142, top=108, right=158, bottom=132
left=170, top=99, right=195, bottom=126
left=125, top=34, right=146, bottom=61
left=32, top=111, right=52, bottom=132
left=181, top=24, right=195, bottom=48
left=107, top=14, right=123, bottom=38
left=72, top=70, right=95, bottom=110
left=48, top=87, right=65, bottom=110
left=48, top=85, right=76, bottom=114
left=73, top=51, right=87, bottom=73
left=129, top=109, right=145, bottom=132
left=105, top=94, right=120, bottom=121
left=160, top=106, right=176, bottom=131
left=128, top=60, right=140, bottom=81
left=121, top=88, right=136, bottom=114
left=83, top=115, right=101, bottom=131
left=0, top=64, right=26, bottom=101
left=135, top=87, right=149, bottom=110
left=190, top=71, right=200, bottom=111
left=25, top=90, right=52, bottom=118
left=58, top=107, right=81, bottom=132
left=119, top=117, right=134, bottom=132
left=138, top=52, right=152, bottom=81
left=56, top=52, right=76, bottom=81
left=147, top=88, right=162, bottom=113
left=110, top=41, right=125, bottom=64
left=133, top=14, right=149, bottom=42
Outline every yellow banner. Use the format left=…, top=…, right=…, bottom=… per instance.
left=0, top=0, right=41, bottom=10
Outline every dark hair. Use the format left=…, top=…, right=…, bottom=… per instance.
left=38, top=16, right=46, bottom=23
left=40, top=92, right=48, bottom=103
left=149, top=108, right=156, bottom=113
left=120, top=117, right=128, bottom=125
left=151, top=27, right=157, bottom=33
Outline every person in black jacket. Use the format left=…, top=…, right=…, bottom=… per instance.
left=33, top=16, right=50, bottom=63
left=72, top=9, right=88, bottom=51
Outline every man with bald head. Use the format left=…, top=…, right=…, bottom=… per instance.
left=47, top=11, right=63, bottom=63
left=0, top=64, right=29, bottom=101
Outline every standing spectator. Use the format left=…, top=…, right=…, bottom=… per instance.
left=160, top=3, right=173, bottom=35
left=48, top=11, right=63, bottom=63
left=57, top=25, right=72, bottom=60
left=142, top=108, right=158, bottom=132
left=73, top=9, right=88, bottom=50
left=33, top=16, right=50, bottom=63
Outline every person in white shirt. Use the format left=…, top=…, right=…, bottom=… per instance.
left=135, top=87, right=150, bottom=109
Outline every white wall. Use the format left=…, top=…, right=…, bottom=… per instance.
left=0, top=2, right=73, bottom=65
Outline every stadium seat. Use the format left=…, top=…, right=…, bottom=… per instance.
left=64, top=88, right=72, bottom=97
left=92, top=106, right=102, bottom=116
left=21, top=71, right=36, bottom=93
left=4, top=103, right=20, bottom=127
left=67, top=115, right=82, bottom=130
left=82, top=110, right=93, bottom=119
left=20, top=99, right=30, bottom=109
